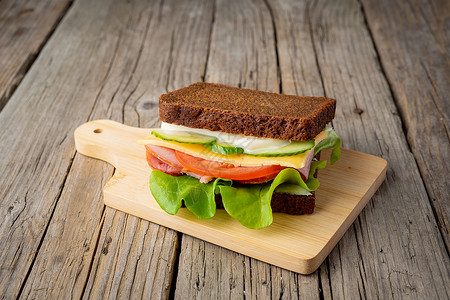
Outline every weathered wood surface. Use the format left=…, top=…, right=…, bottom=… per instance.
left=0, top=0, right=73, bottom=111
left=0, top=0, right=126, bottom=296
left=81, top=0, right=214, bottom=298
left=0, top=0, right=448, bottom=299
left=360, top=0, right=450, bottom=250
left=1, top=0, right=211, bottom=298
left=298, top=0, right=449, bottom=297
left=173, top=0, right=450, bottom=299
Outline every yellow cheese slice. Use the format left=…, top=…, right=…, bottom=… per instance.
left=138, top=130, right=328, bottom=169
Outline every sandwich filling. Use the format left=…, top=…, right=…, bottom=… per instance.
left=139, top=124, right=341, bottom=229
left=160, top=122, right=293, bottom=153
left=139, top=123, right=330, bottom=183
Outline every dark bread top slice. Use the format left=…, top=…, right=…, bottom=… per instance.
left=159, top=82, right=336, bottom=141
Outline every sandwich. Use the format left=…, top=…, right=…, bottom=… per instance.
left=138, top=82, right=341, bottom=229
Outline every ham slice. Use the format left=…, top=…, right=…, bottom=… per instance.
left=298, top=150, right=314, bottom=181
left=146, top=149, right=183, bottom=176
left=146, top=145, right=184, bottom=170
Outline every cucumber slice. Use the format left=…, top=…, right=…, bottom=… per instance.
left=244, top=139, right=315, bottom=157
left=152, top=129, right=216, bottom=144
left=206, top=142, right=244, bottom=155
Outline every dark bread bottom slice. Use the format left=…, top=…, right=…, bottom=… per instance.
left=215, top=192, right=315, bottom=215
left=269, top=192, right=315, bottom=214
left=182, top=192, right=315, bottom=215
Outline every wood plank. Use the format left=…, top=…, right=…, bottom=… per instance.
left=75, top=0, right=214, bottom=298
left=79, top=209, right=179, bottom=300
left=266, top=0, right=449, bottom=298
left=173, top=0, right=325, bottom=298
left=80, top=0, right=214, bottom=297
left=360, top=0, right=450, bottom=249
left=16, top=156, right=112, bottom=299
left=0, top=0, right=210, bottom=298
left=0, top=0, right=72, bottom=111
left=0, top=0, right=129, bottom=297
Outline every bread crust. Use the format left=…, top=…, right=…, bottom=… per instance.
left=160, top=82, right=336, bottom=141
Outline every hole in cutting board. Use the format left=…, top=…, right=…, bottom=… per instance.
left=93, top=128, right=103, bottom=134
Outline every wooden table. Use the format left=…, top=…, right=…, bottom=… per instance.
left=0, top=0, right=448, bottom=298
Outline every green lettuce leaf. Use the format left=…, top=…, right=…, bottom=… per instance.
left=314, top=126, right=341, bottom=164
left=149, top=170, right=231, bottom=219
left=218, top=184, right=273, bottom=229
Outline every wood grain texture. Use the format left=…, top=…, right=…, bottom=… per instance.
left=270, top=0, right=449, bottom=298
left=0, top=0, right=448, bottom=298
left=0, top=0, right=72, bottom=111
left=0, top=0, right=211, bottom=298
left=0, top=0, right=129, bottom=297
left=80, top=209, right=179, bottom=300
left=360, top=0, right=450, bottom=250
left=0, top=0, right=114, bottom=294
left=80, top=0, right=214, bottom=298
left=17, top=156, right=112, bottom=299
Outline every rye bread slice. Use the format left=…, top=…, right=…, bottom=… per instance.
left=159, top=82, right=336, bottom=141
left=182, top=192, right=315, bottom=215
left=213, top=192, right=315, bottom=215
left=181, top=192, right=316, bottom=215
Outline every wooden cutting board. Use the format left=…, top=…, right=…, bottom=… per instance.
left=74, top=120, right=387, bottom=274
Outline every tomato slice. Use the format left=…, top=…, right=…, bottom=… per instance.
left=235, top=173, right=280, bottom=184
left=174, top=151, right=285, bottom=180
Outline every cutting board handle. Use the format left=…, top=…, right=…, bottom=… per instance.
left=74, top=120, right=150, bottom=168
